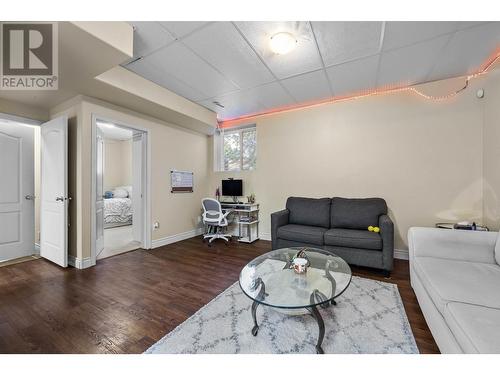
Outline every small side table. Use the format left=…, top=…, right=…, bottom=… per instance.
left=435, top=222, right=489, bottom=231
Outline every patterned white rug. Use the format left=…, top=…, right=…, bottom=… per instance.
left=145, top=276, right=418, bottom=354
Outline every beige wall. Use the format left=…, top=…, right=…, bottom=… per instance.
left=483, top=70, right=500, bottom=230
left=103, top=139, right=132, bottom=191
left=209, top=75, right=492, bottom=250
left=0, top=97, right=49, bottom=122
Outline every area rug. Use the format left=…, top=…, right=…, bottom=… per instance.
left=145, top=275, right=418, bottom=354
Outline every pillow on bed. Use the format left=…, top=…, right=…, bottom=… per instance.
left=113, top=188, right=128, bottom=198
left=115, top=185, right=132, bottom=197
left=104, top=191, right=114, bottom=199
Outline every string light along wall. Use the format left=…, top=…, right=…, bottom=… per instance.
left=218, top=50, right=500, bottom=129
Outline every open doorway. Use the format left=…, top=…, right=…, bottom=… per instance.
left=91, top=116, right=151, bottom=262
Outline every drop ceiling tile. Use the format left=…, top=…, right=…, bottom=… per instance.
left=159, top=22, right=209, bottom=38
left=200, top=81, right=296, bottom=120
left=455, top=21, right=489, bottom=30
left=125, top=59, right=207, bottom=102
left=428, top=22, right=500, bottom=81
left=312, top=21, right=383, bottom=66
left=234, top=21, right=323, bottom=79
left=182, top=22, right=274, bottom=89
left=280, top=69, right=332, bottom=102
left=198, top=90, right=264, bottom=120
left=377, top=35, right=451, bottom=87
left=326, top=55, right=379, bottom=96
left=246, top=81, right=296, bottom=110
left=129, top=22, right=175, bottom=57
left=145, top=42, right=239, bottom=99
left=382, top=21, right=458, bottom=51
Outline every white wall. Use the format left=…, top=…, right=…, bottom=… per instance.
left=483, top=69, right=500, bottom=230
left=103, top=139, right=132, bottom=191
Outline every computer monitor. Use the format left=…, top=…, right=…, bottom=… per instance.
left=221, top=179, right=243, bottom=201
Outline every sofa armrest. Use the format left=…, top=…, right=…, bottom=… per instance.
left=379, top=214, right=394, bottom=271
left=408, top=227, right=497, bottom=264
left=271, top=209, right=289, bottom=249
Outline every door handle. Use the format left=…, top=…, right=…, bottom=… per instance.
left=25, top=195, right=35, bottom=200
left=56, top=196, right=72, bottom=202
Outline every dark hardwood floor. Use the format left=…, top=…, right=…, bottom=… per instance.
left=0, top=238, right=439, bottom=354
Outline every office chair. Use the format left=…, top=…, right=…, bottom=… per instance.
left=201, top=198, right=231, bottom=245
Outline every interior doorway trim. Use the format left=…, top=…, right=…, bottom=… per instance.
left=90, top=114, right=152, bottom=266
left=0, top=112, right=42, bottom=126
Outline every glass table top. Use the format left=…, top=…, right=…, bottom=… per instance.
left=239, top=247, right=352, bottom=309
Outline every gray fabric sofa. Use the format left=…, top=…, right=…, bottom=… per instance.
left=271, top=197, right=394, bottom=274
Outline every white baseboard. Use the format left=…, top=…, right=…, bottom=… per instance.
left=152, top=227, right=204, bottom=249
left=394, top=248, right=409, bottom=260
left=34, top=243, right=40, bottom=255
left=258, top=233, right=409, bottom=260
left=68, top=255, right=95, bottom=269
left=260, top=232, right=271, bottom=241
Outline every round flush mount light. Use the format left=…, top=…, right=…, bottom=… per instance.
left=269, top=32, right=297, bottom=55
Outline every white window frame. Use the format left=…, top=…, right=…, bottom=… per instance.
left=214, top=124, right=256, bottom=172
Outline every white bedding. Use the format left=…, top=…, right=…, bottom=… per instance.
left=104, top=197, right=133, bottom=226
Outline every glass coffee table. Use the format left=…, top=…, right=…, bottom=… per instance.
left=239, top=247, right=352, bottom=354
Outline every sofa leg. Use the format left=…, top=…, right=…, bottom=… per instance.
left=382, top=270, right=391, bottom=278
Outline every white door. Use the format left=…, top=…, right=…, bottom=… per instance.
left=0, top=121, right=35, bottom=262
left=40, top=116, right=68, bottom=267
left=132, top=133, right=143, bottom=242
left=95, top=126, right=104, bottom=256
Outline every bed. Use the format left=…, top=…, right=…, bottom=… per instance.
left=104, top=186, right=133, bottom=228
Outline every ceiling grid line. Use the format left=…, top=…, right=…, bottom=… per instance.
left=127, top=21, right=499, bottom=121
left=309, top=21, right=335, bottom=97
left=422, top=33, right=455, bottom=83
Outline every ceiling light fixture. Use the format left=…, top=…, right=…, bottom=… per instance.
left=269, top=32, right=297, bottom=55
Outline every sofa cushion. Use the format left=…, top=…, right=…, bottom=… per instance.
left=286, top=197, right=331, bottom=228
left=413, top=256, right=500, bottom=315
left=443, top=302, right=500, bottom=353
left=277, top=224, right=327, bottom=246
left=331, top=197, right=387, bottom=230
left=324, top=228, right=382, bottom=250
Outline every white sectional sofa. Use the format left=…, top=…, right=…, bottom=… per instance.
left=408, top=227, right=500, bottom=353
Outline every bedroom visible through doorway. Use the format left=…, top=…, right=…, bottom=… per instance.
left=95, top=120, right=145, bottom=260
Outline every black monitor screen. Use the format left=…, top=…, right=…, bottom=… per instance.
left=222, top=179, right=243, bottom=197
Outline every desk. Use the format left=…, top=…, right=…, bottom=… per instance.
left=220, top=202, right=259, bottom=243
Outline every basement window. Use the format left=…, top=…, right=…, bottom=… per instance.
left=214, top=124, right=256, bottom=172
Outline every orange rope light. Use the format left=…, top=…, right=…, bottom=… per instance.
left=218, top=49, right=500, bottom=129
